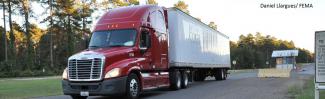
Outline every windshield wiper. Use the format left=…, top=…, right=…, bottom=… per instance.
left=88, top=45, right=100, bottom=48
left=109, top=45, right=124, bottom=47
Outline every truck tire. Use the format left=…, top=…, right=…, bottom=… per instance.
left=223, top=69, right=227, bottom=80
left=125, top=73, right=140, bottom=99
left=170, top=70, right=181, bottom=90
left=194, top=71, right=205, bottom=81
left=70, top=95, right=87, bottom=99
left=181, top=71, right=188, bottom=88
left=215, top=69, right=225, bottom=80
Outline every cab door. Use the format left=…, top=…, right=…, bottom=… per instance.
left=149, top=9, right=169, bottom=87
left=156, top=10, right=168, bottom=70
left=139, top=29, right=156, bottom=89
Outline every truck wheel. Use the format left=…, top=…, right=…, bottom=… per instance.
left=222, top=69, right=227, bottom=80
left=170, top=70, right=181, bottom=90
left=215, top=69, right=225, bottom=80
left=70, top=95, right=87, bottom=99
left=181, top=71, right=188, bottom=88
left=126, top=73, right=140, bottom=99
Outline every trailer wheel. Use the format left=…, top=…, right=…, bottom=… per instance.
left=222, top=69, right=227, bottom=80
left=126, top=73, right=140, bottom=99
left=170, top=70, right=181, bottom=90
left=181, top=71, right=188, bottom=88
left=215, top=69, right=225, bottom=80
left=70, top=95, right=87, bottom=99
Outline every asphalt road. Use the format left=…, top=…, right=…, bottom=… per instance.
left=34, top=64, right=314, bottom=99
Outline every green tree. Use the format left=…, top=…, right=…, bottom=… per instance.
left=38, top=0, right=56, bottom=68
left=296, top=48, right=313, bottom=63
left=174, top=1, right=189, bottom=14
left=29, top=24, right=45, bottom=70
left=208, top=21, right=217, bottom=30
left=37, top=0, right=96, bottom=73
left=0, top=1, right=8, bottom=62
left=18, top=0, right=35, bottom=70
left=7, top=0, right=18, bottom=63
left=101, top=0, right=139, bottom=10
left=147, top=0, right=157, bottom=4
left=231, top=33, right=313, bottom=69
left=0, top=26, right=5, bottom=61
left=129, top=0, right=139, bottom=5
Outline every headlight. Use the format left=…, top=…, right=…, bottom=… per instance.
left=104, top=68, right=120, bottom=78
left=62, top=68, right=68, bottom=80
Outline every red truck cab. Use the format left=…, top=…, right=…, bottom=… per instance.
left=62, top=5, right=171, bottom=99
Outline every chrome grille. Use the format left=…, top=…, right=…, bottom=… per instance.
left=68, top=58, right=103, bottom=81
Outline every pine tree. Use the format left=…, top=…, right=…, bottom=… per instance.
left=174, top=1, right=189, bottom=14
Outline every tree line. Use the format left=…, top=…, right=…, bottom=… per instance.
left=0, top=0, right=313, bottom=77
left=230, top=33, right=314, bottom=69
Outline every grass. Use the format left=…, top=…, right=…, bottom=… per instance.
left=288, top=77, right=325, bottom=99
left=0, top=77, right=63, bottom=99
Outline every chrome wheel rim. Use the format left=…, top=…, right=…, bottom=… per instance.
left=129, top=79, right=138, bottom=97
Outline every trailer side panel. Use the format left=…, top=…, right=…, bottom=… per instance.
left=167, top=8, right=231, bottom=68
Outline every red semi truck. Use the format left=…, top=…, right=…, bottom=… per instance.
left=62, top=5, right=230, bottom=99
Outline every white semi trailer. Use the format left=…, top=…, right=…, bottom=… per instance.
left=168, top=8, right=231, bottom=81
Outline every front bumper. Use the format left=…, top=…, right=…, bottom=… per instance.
left=62, top=76, right=127, bottom=96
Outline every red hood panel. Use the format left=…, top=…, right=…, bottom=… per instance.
left=85, top=47, right=134, bottom=57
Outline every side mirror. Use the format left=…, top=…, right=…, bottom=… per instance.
left=139, top=28, right=150, bottom=54
left=146, top=34, right=151, bottom=48
left=140, top=47, right=147, bottom=54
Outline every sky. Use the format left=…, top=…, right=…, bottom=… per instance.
left=156, top=0, right=325, bottom=52
left=1, top=0, right=325, bottom=52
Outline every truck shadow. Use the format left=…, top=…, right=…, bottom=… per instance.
left=90, top=88, right=170, bottom=99
left=90, top=79, right=222, bottom=99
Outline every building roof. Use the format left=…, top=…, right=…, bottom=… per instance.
left=271, top=50, right=299, bottom=57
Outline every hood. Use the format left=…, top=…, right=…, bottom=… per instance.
left=87, top=47, right=134, bottom=57
left=69, top=47, right=134, bottom=60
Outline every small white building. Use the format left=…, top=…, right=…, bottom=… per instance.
left=271, top=50, right=299, bottom=70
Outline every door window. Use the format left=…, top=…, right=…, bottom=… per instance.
left=150, top=10, right=167, bottom=33
left=140, top=31, right=151, bottom=48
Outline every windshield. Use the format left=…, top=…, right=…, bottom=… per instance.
left=88, top=29, right=137, bottom=48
